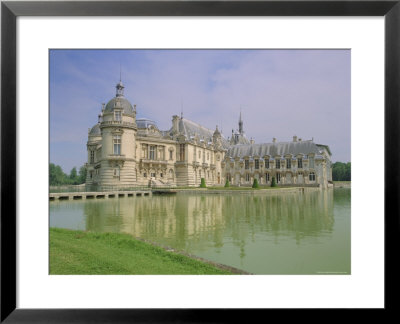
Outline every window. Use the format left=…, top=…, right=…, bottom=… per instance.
left=276, top=159, right=280, bottom=169
left=286, top=158, right=291, bottom=169
left=246, top=174, right=250, bottom=182
left=114, top=110, right=122, bottom=121
left=207, top=171, right=210, bottom=179
left=149, top=145, right=155, bottom=160
left=265, top=159, right=269, bottom=169
left=309, top=172, right=316, bottom=181
left=151, top=173, right=156, bottom=178
left=169, top=150, right=173, bottom=160
left=113, top=168, right=120, bottom=178
left=180, top=144, right=185, bottom=161
left=113, top=135, right=121, bottom=155
left=160, top=173, right=163, bottom=178
left=245, top=160, right=249, bottom=170
left=309, top=157, right=314, bottom=169
left=265, top=173, right=270, bottom=182
left=90, top=151, right=95, bottom=164
left=298, top=158, right=303, bottom=169
left=143, top=173, right=147, bottom=178
left=255, top=159, right=259, bottom=169
left=276, top=173, right=281, bottom=183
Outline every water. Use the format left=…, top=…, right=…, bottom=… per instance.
left=50, top=188, right=351, bottom=274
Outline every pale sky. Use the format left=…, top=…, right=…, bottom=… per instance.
left=50, top=49, right=350, bottom=173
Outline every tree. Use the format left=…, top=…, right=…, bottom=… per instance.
left=332, top=162, right=351, bottom=181
left=200, top=178, right=206, bottom=188
left=78, top=165, right=87, bottom=184
left=49, top=163, right=87, bottom=186
left=69, top=167, right=78, bottom=184
left=271, top=176, right=277, bottom=187
left=224, top=179, right=230, bottom=187
left=252, top=178, right=259, bottom=189
left=49, top=163, right=68, bottom=186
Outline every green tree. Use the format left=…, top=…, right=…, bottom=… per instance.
left=200, top=178, right=206, bottom=188
left=49, top=163, right=68, bottom=186
left=78, top=165, right=87, bottom=184
left=271, top=176, right=277, bottom=187
left=224, top=179, right=230, bottom=187
left=332, top=162, right=351, bottom=181
left=252, top=178, right=259, bottom=189
left=69, top=167, right=78, bottom=185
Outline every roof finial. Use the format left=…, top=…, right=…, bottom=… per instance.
left=180, top=99, right=183, bottom=119
left=238, top=107, right=243, bottom=134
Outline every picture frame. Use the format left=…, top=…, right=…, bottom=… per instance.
left=1, top=0, right=399, bottom=321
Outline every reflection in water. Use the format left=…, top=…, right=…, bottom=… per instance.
left=50, top=189, right=350, bottom=274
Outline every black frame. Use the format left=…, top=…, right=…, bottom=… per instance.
left=1, top=1, right=399, bottom=322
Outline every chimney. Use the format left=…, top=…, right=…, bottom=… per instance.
left=293, top=135, right=298, bottom=142
left=250, top=138, right=255, bottom=144
left=172, top=115, right=179, bottom=134
left=272, top=138, right=276, bottom=143
left=298, top=138, right=302, bottom=142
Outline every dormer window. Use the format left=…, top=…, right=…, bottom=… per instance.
left=309, top=156, right=315, bottom=168
left=114, top=111, right=122, bottom=122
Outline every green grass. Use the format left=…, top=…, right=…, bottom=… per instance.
left=50, top=228, right=232, bottom=275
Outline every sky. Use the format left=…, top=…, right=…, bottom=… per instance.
left=50, top=49, right=351, bottom=173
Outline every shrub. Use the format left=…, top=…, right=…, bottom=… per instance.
left=252, top=178, right=260, bottom=189
left=271, top=177, right=277, bottom=187
left=200, top=178, right=206, bottom=188
left=224, top=179, right=230, bottom=187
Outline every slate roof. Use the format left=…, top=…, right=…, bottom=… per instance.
left=176, top=118, right=230, bottom=148
left=226, top=140, right=330, bottom=158
left=104, top=96, right=134, bottom=114
left=89, top=123, right=101, bottom=136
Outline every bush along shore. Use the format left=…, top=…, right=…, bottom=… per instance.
left=49, top=228, right=248, bottom=275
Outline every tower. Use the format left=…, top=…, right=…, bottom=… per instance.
left=98, top=80, right=138, bottom=187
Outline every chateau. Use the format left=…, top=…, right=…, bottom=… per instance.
left=86, top=81, right=333, bottom=189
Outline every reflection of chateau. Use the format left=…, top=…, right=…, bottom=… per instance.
left=83, top=191, right=334, bottom=250
left=86, top=81, right=333, bottom=188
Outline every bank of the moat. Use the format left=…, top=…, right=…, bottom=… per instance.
left=50, top=188, right=350, bottom=274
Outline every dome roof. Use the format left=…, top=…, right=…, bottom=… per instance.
left=89, top=123, right=101, bottom=136
left=104, top=97, right=134, bottom=114
left=137, top=118, right=157, bottom=129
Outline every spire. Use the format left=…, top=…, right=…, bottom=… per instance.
left=116, top=79, right=124, bottom=97
left=238, top=109, right=243, bottom=134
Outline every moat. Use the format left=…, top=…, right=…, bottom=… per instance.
left=50, top=188, right=351, bottom=274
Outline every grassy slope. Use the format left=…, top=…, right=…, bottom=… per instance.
left=50, top=228, right=231, bottom=275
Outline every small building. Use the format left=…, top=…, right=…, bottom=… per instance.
left=86, top=81, right=332, bottom=188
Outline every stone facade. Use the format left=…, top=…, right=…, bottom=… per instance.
left=86, top=81, right=332, bottom=188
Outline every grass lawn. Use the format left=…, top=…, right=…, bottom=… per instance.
left=50, top=228, right=232, bottom=275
